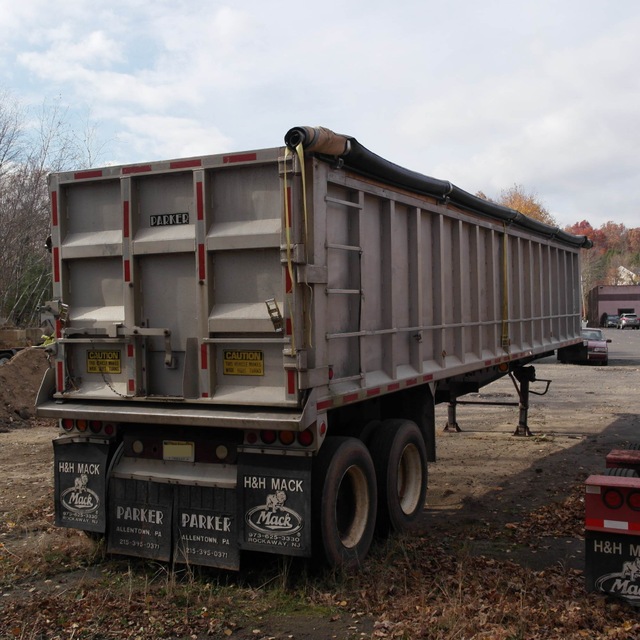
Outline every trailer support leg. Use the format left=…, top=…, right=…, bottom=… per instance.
left=511, top=367, right=535, bottom=437
left=443, top=399, right=462, bottom=432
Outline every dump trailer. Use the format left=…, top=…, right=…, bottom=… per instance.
left=36, top=126, right=591, bottom=570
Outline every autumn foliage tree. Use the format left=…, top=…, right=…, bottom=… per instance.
left=496, top=184, right=557, bottom=226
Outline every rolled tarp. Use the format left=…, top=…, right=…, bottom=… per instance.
left=284, top=126, right=592, bottom=249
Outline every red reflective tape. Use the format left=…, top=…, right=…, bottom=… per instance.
left=53, top=247, right=60, bottom=283
left=200, top=343, right=208, bottom=370
left=128, top=379, right=135, bottom=393
left=406, top=378, right=418, bottom=386
left=223, top=152, right=257, bottom=164
left=51, top=191, right=58, bottom=226
left=585, top=517, right=603, bottom=529
left=285, top=318, right=292, bottom=335
left=56, top=361, right=64, bottom=392
left=123, top=201, right=130, bottom=238
left=74, top=169, right=103, bottom=180
left=317, top=399, right=332, bottom=411
left=422, top=374, right=433, bottom=382
left=196, top=181, right=204, bottom=221
left=367, top=388, right=381, bottom=397
left=344, top=393, right=359, bottom=404
left=122, top=164, right=152, bottom=175
left=201, top=392, right=209, bottom=398
left=388, top=383, right=400, bottom=391
left=287, top=370, right=296, bottom=395
left=198, top=244, right=206, bottom=280
left=127, top=344, right=134, bottom=358
left=55, top=319, right=62, bottom=339
left=124, top=259, right=131, bottom=282
left=170, top=159, right=202, bottom=169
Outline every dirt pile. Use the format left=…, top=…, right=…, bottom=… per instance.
left=0, top=348, right=51, bottom=431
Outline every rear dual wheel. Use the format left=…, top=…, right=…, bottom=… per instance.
left=312, top=437, right=377, bottom=569
left=312, top=422, right=428, bottom=569
left=369, top=420, right=428, bottom=534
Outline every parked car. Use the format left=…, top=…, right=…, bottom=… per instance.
left=558, top=329, right=611, bottom=365
left=606, top=314, right=620, bottom=328
left=616, top=313, right=640, bottom=330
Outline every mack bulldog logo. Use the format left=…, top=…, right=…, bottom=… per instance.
left=60, top=474, right=100, bottom=514
left=595, top=557, right=640, bottom=603
left=245, top=490, right=303, bottom=535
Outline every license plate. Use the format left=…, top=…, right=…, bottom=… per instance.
left=163, top=440, right=194, bottom=462
left=87, top=350, right=121, bottom=374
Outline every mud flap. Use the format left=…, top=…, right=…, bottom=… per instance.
left=107, top=478, right=173, bottom=561
left=174, top=485, right=239, bottom=570
left=586, top=531, right=640, bottom=604
left=238, top=454, right=312, bottom=557
left=53, top=437, right=111, bottom=533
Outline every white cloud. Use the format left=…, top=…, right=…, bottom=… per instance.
left=116, top=114, right=232, bottom=160
left=1, top=0, right=640, bottom=229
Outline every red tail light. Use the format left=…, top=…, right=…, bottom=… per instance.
left=298, top=429, right=314, bottom=447
left=261, top=430, right=277, bottom=445
left=603, top=488, right=624, bottom=509
left=628, top=491, right=640, bottom=511
left=61, top=419, right=74, bottom=431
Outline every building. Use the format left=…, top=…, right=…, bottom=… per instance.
left=587, top=284, right=640, bottom=327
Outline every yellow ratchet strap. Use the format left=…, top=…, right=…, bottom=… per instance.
left=501, top=224, right=510, bottom=353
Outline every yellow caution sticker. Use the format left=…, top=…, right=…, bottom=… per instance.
left=223, top=350, right=264, bottom=376
left=87, top=350, right=121, bottom=374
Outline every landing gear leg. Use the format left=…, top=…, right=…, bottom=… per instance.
left=510, top=366, right=552, bottom=437
left=443, top=399, right=462, bottom=432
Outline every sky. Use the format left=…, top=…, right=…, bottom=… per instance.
left=1, top=0, right=639, bottom=230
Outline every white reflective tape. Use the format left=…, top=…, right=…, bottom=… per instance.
left=604, top=519, right=629, bottom=530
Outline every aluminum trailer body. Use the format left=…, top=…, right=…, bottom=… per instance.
left=37, top=126, right=590, bottom=569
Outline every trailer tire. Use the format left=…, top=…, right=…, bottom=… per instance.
left=369, top=419, right=427, bottom=534
left=604, top=468, right=639, bottom=477
left=312, top=437, right=377, bottom=569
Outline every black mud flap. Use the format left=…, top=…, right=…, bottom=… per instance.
left=586, top=531, right=640, bottom=605
left=173, top=485, right=239, bottom=570
left=107, top=478, right=173, bottom=561
left=53, top=437, right=111, bottom=533
left=238, top=454, right=312, bottom=557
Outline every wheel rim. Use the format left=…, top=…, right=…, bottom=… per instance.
left=335, top=464, right=370, bottom=548
left=396, top=443, right=423, bottom=516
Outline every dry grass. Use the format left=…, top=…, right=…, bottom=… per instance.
left=1, top=486, right=639, bottom=639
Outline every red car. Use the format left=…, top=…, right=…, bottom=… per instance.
left=558, top=329, right=611, bottom=365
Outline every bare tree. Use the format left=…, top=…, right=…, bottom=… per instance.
left=0, top=93, right=106, bottom=327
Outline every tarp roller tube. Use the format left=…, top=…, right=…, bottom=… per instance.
left=285, top=126, right=592, bottom=249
